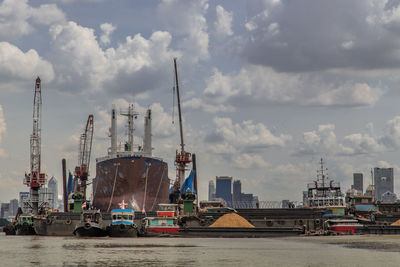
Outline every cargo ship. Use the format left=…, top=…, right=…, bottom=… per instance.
left=303, top=158, right=346, bottom=217
left=92, top=105, right=169, bottom=212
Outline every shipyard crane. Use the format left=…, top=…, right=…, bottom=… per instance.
left=74, top=114, right=94, bottom=201
left=169, top=58, right=192, bottom=204
left=24, top=77, right=46, bottom=215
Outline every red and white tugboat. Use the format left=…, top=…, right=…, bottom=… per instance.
left=142, top=204, right=180, bottom=236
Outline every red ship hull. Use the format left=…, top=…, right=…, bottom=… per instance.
left=92, top=156, right=169, bottom=212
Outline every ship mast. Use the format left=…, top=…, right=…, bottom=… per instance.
left=120, top=104, right=138, bottom=153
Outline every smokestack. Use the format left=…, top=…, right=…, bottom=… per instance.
left=110, top=107, right=117, bottom=156
left=62, top=158, right=67, bottom=212
left=143, top=109, right=152, bottom=156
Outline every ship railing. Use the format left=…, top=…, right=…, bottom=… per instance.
left=96, top=153, right=164, bottom=163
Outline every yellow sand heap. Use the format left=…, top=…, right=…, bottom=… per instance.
left=391, top=219, right=400, bottom=226
left=209, top=213, right=255, bottom=228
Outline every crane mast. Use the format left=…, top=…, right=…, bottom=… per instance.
left=173, top=58, right=191, bottom=196
left=24, top=77, right=46, bottom=215
left=75, top=114, right=94, bottom=201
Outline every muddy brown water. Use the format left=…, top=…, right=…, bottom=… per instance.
left=2, top=233, right=400, bottom=266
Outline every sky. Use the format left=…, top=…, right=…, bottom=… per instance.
left=3, top=0, right=400, bottom=204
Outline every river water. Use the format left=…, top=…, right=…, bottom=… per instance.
left=2, top=233, right=400, bottom=266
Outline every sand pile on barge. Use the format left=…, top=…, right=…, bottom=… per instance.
left=391, top=219, right=400, bottom=226
left=209, top=213, right=255, bottom=228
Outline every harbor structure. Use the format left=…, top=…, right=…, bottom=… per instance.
left=208, top=180, right=215, bottom=201
left=216, top=176, right=233, bottom=207
left=353, top=173, right=363, bottom=193
left=373, top=167, right=394, bottom=202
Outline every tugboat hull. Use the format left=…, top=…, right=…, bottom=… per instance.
left=15, top=224, right=36, bottom=235
left=73, top=222, right=107, bottom=237
left=108, top=224, right=138, bottom=237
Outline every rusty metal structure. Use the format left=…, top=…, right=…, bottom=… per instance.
left=24, top=77, right=46, bottom=215
left=74, top=114, right=94, bottom=201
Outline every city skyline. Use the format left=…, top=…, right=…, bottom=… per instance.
left=4, top=1, right=400, bottom=203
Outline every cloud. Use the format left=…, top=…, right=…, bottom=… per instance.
left=100, top=23, right=116, bottom=45
left=233, top=153, right=269, bottom=169
left=0, top=0, right=66, bottom=40
left=295, top=116, right=400, bottom=157
left=244, top=0, right=400, bottom=72
left=49, top=21, right=179, bottom=96
left=202, top=66, right=383, bottom=108
left=214, top=5, right=233, bottom=37
left=206, top=117, right=291, bottom=159
left=0, top=42, right=55, bottom=83
left=157, top=0, right=209, bottom=63
left=295, top=124, right=337, bottom=156
left=0, top=105, right=6, bottom=158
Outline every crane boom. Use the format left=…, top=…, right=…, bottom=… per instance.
left=75, top=114, right=94, bottom=200
left=24, top=77, right=46, bottom=215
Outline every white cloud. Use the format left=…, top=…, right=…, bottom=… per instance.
left=203, top=66, right=383, bottom=108
left=49, top=21, right=179, bottom=95
left=295, top=124, right=337, bottom=156
left=233, top=153, right=269, bottom=169
left=0, top=0, right=65, bottom=39
left=100, top=23, right=116, bottom=45
left=214, top=5, right=233, bottom=37
left=157, top=0, right=209, bottom=63
left=207, top=117, right=291, bottom=157
left=0, top=42, right=54, bottom=83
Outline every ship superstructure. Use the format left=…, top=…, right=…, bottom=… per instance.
left=92, top=105, right=169, bottom=212
left=304, top=159, right=345, bottom=209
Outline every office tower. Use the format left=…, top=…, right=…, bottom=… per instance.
left=374, top=167, right=394, bottom=202
left=215, top=176, right=232, bottom=207
left=353, top=173, right=363, bottom=193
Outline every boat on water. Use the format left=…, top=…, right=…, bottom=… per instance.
left=325, top=219, right=363, bottom=234
left=73, top=210, right=107, bottom=237
left=33, top=212, right=81, bottom=236
left=15, top=214, right=36, bottom=235
left=142, top=204, right=180, bottom=236
left=303, top=158, right=346, bottom=217
left=108, top=201, right=138, bottom=237
left=92, top=106, right=169, bottom=212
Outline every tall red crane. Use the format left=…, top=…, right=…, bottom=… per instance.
left=24, top=77, right=46, bottom=215
left=169, top=58, right=191, bottom=203
left=74, top=114, right=94, bottom=201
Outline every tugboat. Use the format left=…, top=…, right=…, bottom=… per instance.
left=15, top=214, right=36, bottom=235
left=142, top=204, right=180, bottom=236
left=108, top=200, right=138, bottom=237
left=303, top=158, right=346, bottom=217
left=73, top=209, right=107, bottom=237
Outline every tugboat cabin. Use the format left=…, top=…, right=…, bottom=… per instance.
left=157, top=204, right=179, bottom=217
left=110, top=209, right=135, bottom=225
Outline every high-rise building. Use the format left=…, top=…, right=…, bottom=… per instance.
left=48, top=176, right=58, bottom=209
left=1, top=203, right=10, bottom=218
left=208, top=180, right=215, bottom=201
left=232, top=180, right=242, bottom=207
left=215, top=176, right=232, bottom=207
left=9, top=199, right=18, bottom=217
left=353, top=173, right=363, bottom=193
left=374, top=167, right=394, bottom=202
